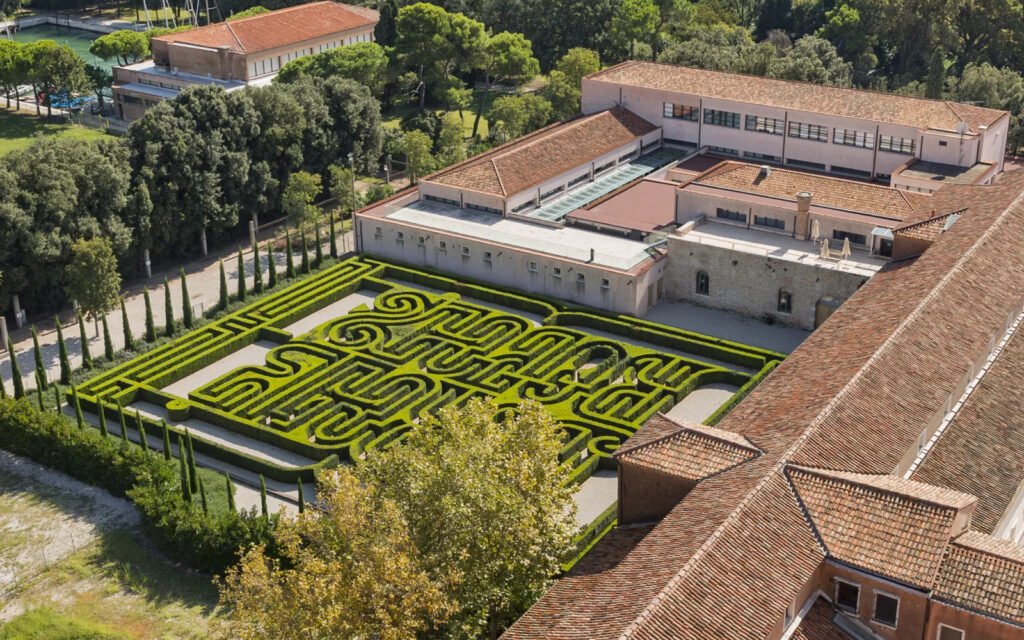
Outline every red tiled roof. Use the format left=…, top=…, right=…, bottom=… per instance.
left=791, top=597, right=848, bottom=640
left=154, top=2, right=378, bottom=54
left=787, top=466, right=975, bottom=587
left=934, top=531, right=1024, bottom=623
left=424, top=108, right=658, bottom=197
left=587, top=61, right=1007, bottom=133
left=892, top=210, right=961, bottom=242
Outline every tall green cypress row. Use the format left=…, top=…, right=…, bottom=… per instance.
left=185, top=430, right=198, bottom=493
left=30, top=327, right=46, bottom=390
left=180, top=269, right=194, bottom=329
left=329, top=212, right=338, bottom=259
left=253, top=243, right=264, bottom=294
left=118, top=404, right=128, bottom=441
left=199, top=476, right=209, bottom=515
left=297, top=480, right=305, bottom=514
left=314, top=221, right=324, bottom=267
left=8, top=339, right=24, bottom=399
left=178, top=434, right=191, bottom=502
left=266, top=242, right=277, bottom=289
left=136, top=412, right=148, bottom=452
left=143, top=288, right=156, bottom=342
left=71, top=386, right=84, bottom=430
left=161, top=420, right=171, bottom=461
left=98, top=401, right=109, bottom=437
left=120, top=298, right=135, bottom=352
left=259, top=474, right=268, bottom=517
left=225, top=472, right=236, bottom=512
left=163, top=277, right=174, bottom=337
left=300, top=235, right=310, bottom=274
left=285, top=230, right=295, bottom=279
left=55, top=317, right=71, bottom=385
left=101, top=316, right=114, bottom=360
left=236, top=249, right=247, bottom=302
left=34, top=372, right=44, bottom=410
left=218, top=260, right=229, bottom=310
left=77, top=310, right=92, bottom=370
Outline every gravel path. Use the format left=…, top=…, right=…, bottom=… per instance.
left=667, top=383, right=741, bottom=423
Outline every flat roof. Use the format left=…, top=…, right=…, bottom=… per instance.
left=114, top=82, right=181, bottom=100
left=117, top=60, right=247, bottom=90
left=567, top=179, right=676, bottom=233
left=587, top=61, right=1007, bottom=133
left=897, top=160, right=994, bottom=185
left=677, top=220, right=887, bottom=278
left=379, top=197, right=657, bottom=271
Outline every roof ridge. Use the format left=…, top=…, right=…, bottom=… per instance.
left=950, top=531, right=1024, bottom=563
left=614, top=413, right=759, bottom=458
left=787, top=465, right=975, bottom=511
left=491, top=158, right=507, bottom=197
left=893, top=209, right=964, bottom=233
left=489, top=109, right=614, bottom=164
left=223, top=20, right=244, bottom=53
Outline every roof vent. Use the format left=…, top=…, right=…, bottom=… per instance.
left=759, top=164, right=772, bottom=178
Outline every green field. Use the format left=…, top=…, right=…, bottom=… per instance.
left=383, top=89, right=492, bottom=138
left=0, top=109, right=111, bottom=155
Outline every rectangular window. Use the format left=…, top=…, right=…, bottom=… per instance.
left=743, top=152, right=781, bottom=163
left=744, top=115, right=784, bottom=135
left=461, top=246, right=470, bottom=257
left=438, top=241, right=447, bottom=252
left=600, top=277, right=611, bottom=289
left=540, top=186, right=563, bottom=201
left=830, top=165, right=872, bottom=179
left=872, top=593, right=899, bottom=627
left=788, top=121, right=829, bottom=142
left=786, top=158, right=826, bottom=171
left=483, top=251, right=493, bottom=263
left=511, top=200, right=535, bottom=213
left=618, top=150, right=637, bottom=163
left=663, top=102, right=699, bottom=121
left=939, top=140, right=948, bottom=146
left=595, top=160, right=615, bottom=174
left=937, top=624, right=964, bottom=640
left=567, top=174, right=589, bottom=189
left=528, top=261, right=538, bottom=273
left=879, top=135, right=916, bottom=155
left=778, top=290, right=792, bottom=313
left=466, top=203, right=501, bottom=214
left=416, top=235, right=426, bottom=246
left=754, top=215, right=785, bottom=229
left=424, top=194, right=460, bottom=207
left=396, top=231, right=404, bottom=243
left=374, top=226, right=382, bottom=238
left=708, top=145, right=739, bottom=156
left=833, top=128, right=875, bottom=149
left=552, top=267, right=562, bottom=279
left=716, top=207, right=747, bottom=223
left=576, top=272, right=585, bottom=284
left=703, top=109, right=741, bottom=128
left=836, top=580, right=860, bottom=613
left=833, top=229, right=867, bottom=246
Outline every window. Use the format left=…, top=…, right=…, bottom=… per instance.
left=708, top=145, right=739, bottom=156
left=703, top=109, right=741, bottom=128
left=416, top=235, right=426, bottom=246
left=461, top=246, right=470, bottom=257
left=466, top=203, right=501, bottom=214
left=511, top=200, right=536, bottom=213
left=696, top=270, right=710, bottom=295
left=540, top=186, right=564, bottom=201
left=568, top=174, right=589, bottom=188
left=786, top=158, right=826, bottom=171
left=833, top=128, right=875, bottom=149
left=879, top=135, right=916, bottom=155
left=618, top=151, right=637, bottom=163
left=835, top=579, right=860, bottom=613
left=552, top=267, right=562, bottom=279
left=833, top=229, right=867, bottom=246
left=595, top=160, right=615, bottom=174
left=878, top=238, right=893, bottom=257
left=830, top=165, right=872, bottom=179
left=528, top=261, right=539, bottom=273
left=600, top=278, right=611, bottom=289
left=777, top=289, right=793, bottom=313
left=424, top=194, right=460, bottom=207
left=374, top=226, right=383, bottom=238
left=483, top=251, right=493, bottom=263
left=716, top=207, right=747, bottom=223
left=396, top=231, right=404, bottom=243
left=745, top=115, right=784, bottom=135
left=663, top=102, right=699, bottom=120
left=438, top=240, right=447, bottom=252
left=872, top=592, right=899, bottom=627
left=576, top=272, right=586, bottom=284
left=788, top=121, right=829, bottom=142
left=754, top=215, right=785, bottom=229
left=937, top=624, right=964, bottom=640
left=744, top=151, right=781, bottom=163
left=939, top=140, right=948, bottom=146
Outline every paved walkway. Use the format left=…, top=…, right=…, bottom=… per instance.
left=643, top=299, right=810, bottom=354
left=0, top=230, right=354, bottom=396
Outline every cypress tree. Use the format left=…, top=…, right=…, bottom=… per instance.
left=297, top=480, right=305, bottom=514
left=237, top=249, right=247, bottom=302
left=178, top=434, right=191, bottom=502
left=300, top=235, right=310, bottom=274
left=314, top=221, right=324, bottom=267
left=8, top=339, right=24, bottom=399
left=101, top=316, right=114, bottom=360
left=266, top=242, right=277, bottom=289
left=259, top=474, right=268, bottom=517
left=136, top=412, right=148, bottom=452
left=118, top=404, right=128, bottom=442
left=143, top=288, right=156, bottom=342
left=164, top=277, right=174, bottom=337
left=225, top=472, right=236, bottom=512
left=55, top=317, right=71, bottom=385
left=218, top=260, right=229, bottom=310
left=329, top=212, right=338, bottom=259
left=98, top=401, right=109, bottom=437
left=180, top=268, right=194, bottom=329
left=34, top=372, right=44, bottom=410
left=285, top=230, right=295, bottom=279
left=185, top=430, right=198, bottom=493
left=71, top=386, right=84, bottom=430
left=52, top=386, right=60, bottom=416
left=253, top=242, right=264, bottom=294
left=120, top=297, right=135, bottom=352
left=161, top=420, right=171, bottom=461
left=77, top=310, right=92, bottom=370
left=0, top=375, right=5, bottom=398
left=199, top=476, right=209, bottom=515
left=31, top=327, right=46, bottom=390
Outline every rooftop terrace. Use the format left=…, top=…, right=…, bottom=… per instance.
left=897, top=160, right=994, bottom=185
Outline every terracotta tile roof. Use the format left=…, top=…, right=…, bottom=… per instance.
left=787, top=466, right=974, bottom=587
left=892, top=210, right=961, bottom=242
left=933, top=531, right=1024, bottom=622
left=587, top=61, right=1007, bottom=133
left=693, top=161, right=921, bottom=221
left=911, top=323, right=1024, bottom=534
left=154, top=2, right=378, bottom=54
left=791, top=597, right=848, bottom=640
left=614, top=414, right=760, bottom=481
left=424, top=108, right=658, bottom=197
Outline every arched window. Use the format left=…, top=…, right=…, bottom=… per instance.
left=778, top=289, right=793, bottom=313
left=696, top=270, right=710, bottom=296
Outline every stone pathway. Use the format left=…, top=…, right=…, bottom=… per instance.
left=667, top=383, right=741, bottom=423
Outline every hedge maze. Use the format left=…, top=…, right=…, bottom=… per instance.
left=77, top=257, right=784, bottom=484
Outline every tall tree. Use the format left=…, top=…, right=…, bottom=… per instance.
left=402, top=130, right=436, bottom=184
left=120, top=297, right=135, bottom=351
left=472, top=32, right=540, bottom=137
left=89, top=30, right=150, bottom=66
left=282, top=171, right=321, bottom=230
left=65, top=238, right=121, bottom=335
left=55, top=317, right=72, bottom=385
left=610, top=0, right=660, bottom=60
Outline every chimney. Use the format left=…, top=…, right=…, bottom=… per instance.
left=795, top=191, right=812, bottom=240
left=759, top=164, right=771, bottom=178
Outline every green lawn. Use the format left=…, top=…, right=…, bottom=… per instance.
left=0, top=109, right=112, bottom=155
left=382, top=88, right=491, bottom=138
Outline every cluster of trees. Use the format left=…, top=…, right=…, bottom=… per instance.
left=0, top=38, right=89, bottom=117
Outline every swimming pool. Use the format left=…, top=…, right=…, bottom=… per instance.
left=8, top=26, right=116, bottom=73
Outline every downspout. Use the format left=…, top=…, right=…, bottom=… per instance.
left=697, top=98, right=703, bottom=148
left=870, top=124, right=880, bottom=180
